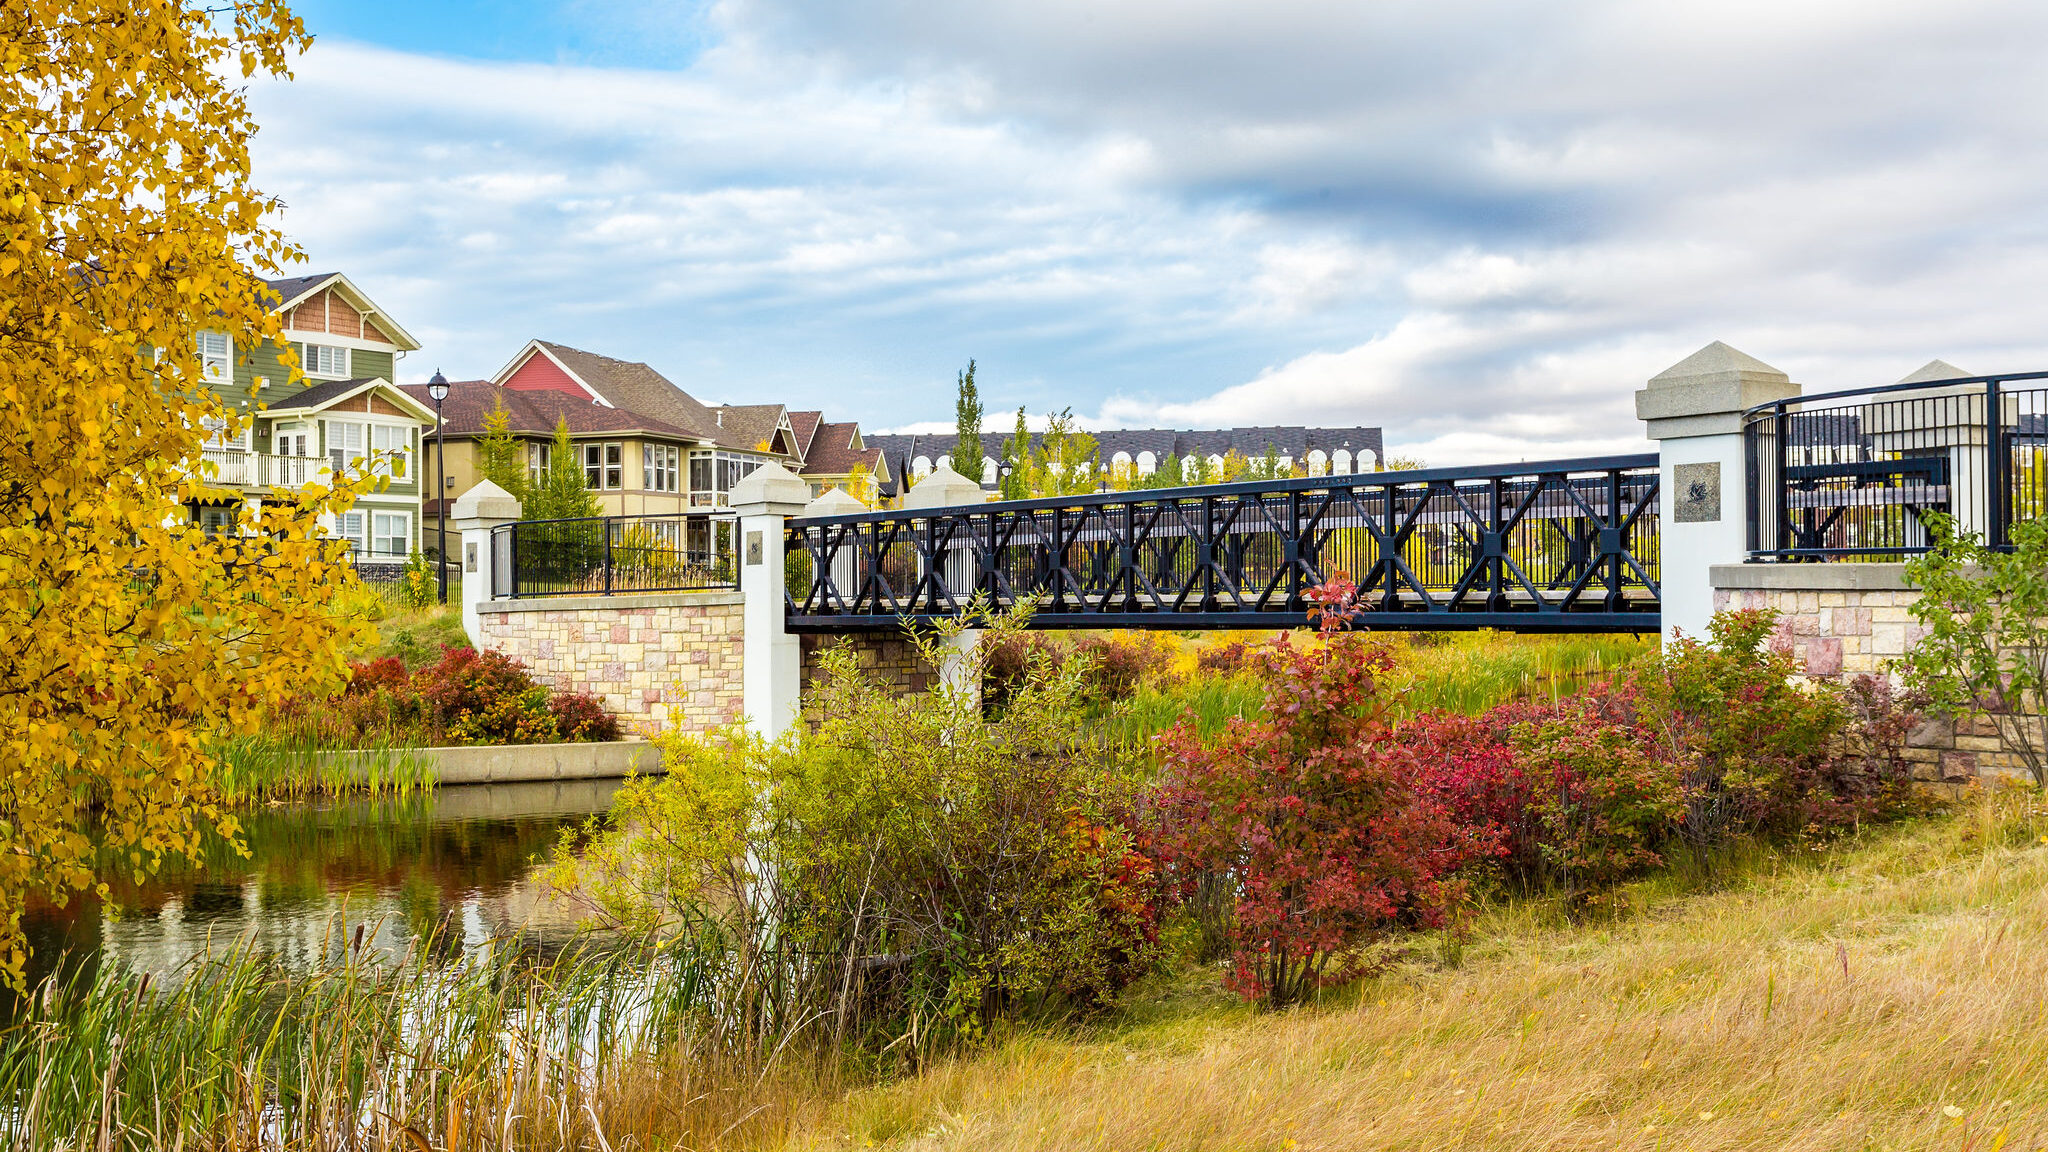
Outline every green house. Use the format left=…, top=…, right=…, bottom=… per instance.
left=193, top=273, right=437, bottom=569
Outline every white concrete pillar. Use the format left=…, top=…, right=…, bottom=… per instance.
left=1636, top=341, right=1800, bottom=643
left=450, top=480, right=522, bottom=647
left=731, top=462, right=811, bottom=740
left=936, top=627, right=984, bottom=709
left=902, top=460, right=986, bottom=599
left=801, top=487, right=870, bottom=605
left=1865, top=359, right=2001, bottom=542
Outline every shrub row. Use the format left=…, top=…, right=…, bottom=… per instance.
left=278, top=645, right=620, bottom=748
left=1156, top=603, right=1923, bottom=1007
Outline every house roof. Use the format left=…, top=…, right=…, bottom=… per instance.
left=265, top=377, right=438, bottom=422
left=708, top=403, right=791, bottom=455
left=397, top=380, right=702, bottom=440
left=787, top=410, right=824, bottom=461
left=260, top=272, right=424, bottom=351
left=801, top=421, right=886, bottom=479
left=501, top=341, right=753, bottom=447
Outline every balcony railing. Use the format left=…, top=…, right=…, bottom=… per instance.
left=191, top=450, right=342, bottom=490
left=1744, top=372, right=2048, bottom=560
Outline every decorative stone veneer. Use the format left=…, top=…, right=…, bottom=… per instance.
left=476, top=591, right=744, bottom=737
left=798, top=632, right=937, bottom=722
left=1709, top=563, right=2031, bottom=781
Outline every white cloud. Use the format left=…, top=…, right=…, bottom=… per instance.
left=248, top=0, right=2048, bottom=465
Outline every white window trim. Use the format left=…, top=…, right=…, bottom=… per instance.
left=370, top=510, right=412, bottom=558
left=197, top=331, right=232, bottom=385
left=299, top=341, right=351, bottom=380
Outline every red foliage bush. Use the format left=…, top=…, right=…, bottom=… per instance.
left=414, top=646, right=540, bottom=726
left=1194, top=639, right=1255, bottom=675
left=549, top=691, right=620, bottom=742
left=1159, top=628, right=1494, bottom=1007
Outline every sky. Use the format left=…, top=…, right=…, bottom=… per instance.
left=250, top=0, right=2048, bottom=462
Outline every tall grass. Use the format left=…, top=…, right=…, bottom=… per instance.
left=0, top=921, right=813, bottom=1151
left=214, top=732, right=438, bottom=803
left=1388, top=629, right=1651, bottom=715
left=800, top=785, right=2048, bottom=1152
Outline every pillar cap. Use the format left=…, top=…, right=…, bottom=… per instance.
left=450, top=479, right=522, bottom=530
left=1897, top=359, right=1973, bottom=385
left=1635, top=341, right=1799, bottom=439
left=730, top=461, right=811, bottom=517
left=902, top=459, right=986, bottom=510
left=801, top=487, right=870, bottom=517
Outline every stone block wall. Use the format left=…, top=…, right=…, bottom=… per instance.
left=476, top=591, right=744, bottom=737
left=799, top=633, right=938, bottom=722
left=1709, top=564, right=2031, bottom=781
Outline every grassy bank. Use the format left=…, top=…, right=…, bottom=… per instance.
left=798, top=783, right=2048, bottom=1151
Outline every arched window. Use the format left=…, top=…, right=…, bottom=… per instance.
left=1207, top=453, right=1226, bottom=475
left=1307, top=449, right=1328, bottom=476
left=912, top=455, right=932, bottom=478
left=1332, top=448, right=1352, bottom=474
left=1136, top=451, right=1157, bottom=474
left=1111, top=450, right=1133, bottom=468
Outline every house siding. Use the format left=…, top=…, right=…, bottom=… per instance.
left=502, top=352, right=589, bottom=399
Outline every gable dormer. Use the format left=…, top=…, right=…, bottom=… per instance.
left=490, top=340, right=613, bottom=405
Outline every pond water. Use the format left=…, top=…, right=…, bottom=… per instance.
left=18, top=780, right=621, bottom=995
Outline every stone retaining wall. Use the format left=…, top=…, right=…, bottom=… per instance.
left=476, top=591, right=744, bottom=737
left=1709, top=563, right=2030, bottom=781
left=799, top=632, right=938, bottom=723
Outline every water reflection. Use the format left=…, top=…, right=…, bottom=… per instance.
left=19, top=780, right=619, bottom=992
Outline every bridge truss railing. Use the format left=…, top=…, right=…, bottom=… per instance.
left=784, top=454, right=1661, bottom=632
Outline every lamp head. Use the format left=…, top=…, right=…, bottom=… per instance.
left=427, top=370, right=450, bottom=402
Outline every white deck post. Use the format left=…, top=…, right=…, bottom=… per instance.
left=731, top=463, right=812, bottom=740
left=450, top=480, right=522, bottom=646
left=1636, top=342, right=1800, bottom=643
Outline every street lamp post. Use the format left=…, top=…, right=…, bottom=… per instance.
left=427, top=370, right=450, bottom=605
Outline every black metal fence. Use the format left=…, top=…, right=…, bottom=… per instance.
left=491, top=515, right=736, bottom=598
left=1744, top=372, right=2048, bottom=561
left=785, top=455, right=1661, bottom=632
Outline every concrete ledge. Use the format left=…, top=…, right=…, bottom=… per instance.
left=479, top=590, right=744, bottom=614
left=326, top=739, right=662, bottom=785
left=1710, top=562, right=1915, bottom=592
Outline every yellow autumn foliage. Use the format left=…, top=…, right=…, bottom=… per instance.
left=0, top=0, right=375, bottom=985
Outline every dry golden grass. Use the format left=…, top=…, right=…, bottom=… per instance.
left=786, top=785, right=2048, bottom=1152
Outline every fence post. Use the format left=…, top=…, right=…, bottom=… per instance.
left=731, top=462, right=812, bottom=740
left=450, top=480, right=522, bottom=647
left=1636, top=342, right=1799, bottom=644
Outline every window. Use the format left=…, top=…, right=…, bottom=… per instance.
left=199, top=414, right=246, bottom=451
left=370, top=423, right=412, bottom=479
left=526, top=441, right=551, bottom=484
left=327, top=420, right=364, bottom=473
left=372, top=512, right=410, bottom=558
left=336, top=512, right=366, bottom=555
left=643, top=443, right=680, bottom=492
left=582, top=441, right=623, bottom=489
left=197, top=331, right=231, bottom=383
left=718, top=452, right=759, bottom=492
left=300, top=342, right=349, bottom=378
left=689, top=453, right=712, bottom=494
left=276, top=426, right=311, bottom=457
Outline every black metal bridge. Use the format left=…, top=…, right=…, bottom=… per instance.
left=784, top=454, right=1661, bottom=633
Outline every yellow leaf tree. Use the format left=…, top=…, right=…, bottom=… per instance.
left=0, top=0, right=374, bottom=984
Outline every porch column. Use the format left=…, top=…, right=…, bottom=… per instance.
left=731, top=462, right=811, bottom=740
left=449, top=480, right=522, bottom=647
left=1636, top=342, right=1800, bottom=643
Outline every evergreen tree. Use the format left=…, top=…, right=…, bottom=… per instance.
left=951, top=359, right=983, bottom=479
left=1000, top=407, right=1033, bottom=500
left=476, top=393, right=528, bottom=504
left=534, top=417, right=601, bottom=521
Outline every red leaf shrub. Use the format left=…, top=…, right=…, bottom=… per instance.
left=549, top=690, right=621, bottom=742
left=415, top=646, right=540, bottom=726
left=1194, top=639, right=1255, bottom=675
left=1159, top=629, right=1494, bottom=1007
